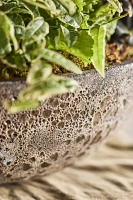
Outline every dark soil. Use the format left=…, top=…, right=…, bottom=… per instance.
left=0, top=62, right=27, bottom=79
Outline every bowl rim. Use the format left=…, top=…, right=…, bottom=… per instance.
left=0, top=58, right=133, bottom=83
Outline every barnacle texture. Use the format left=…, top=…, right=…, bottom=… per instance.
left=0, top=59, right=133, bottom=184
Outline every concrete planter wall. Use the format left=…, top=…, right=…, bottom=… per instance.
left=0, top=59, right=133, bottom=184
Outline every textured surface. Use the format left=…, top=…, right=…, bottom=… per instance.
left=0, top=59, right=133, bottom=183
left=0, top=123, right=133, bottom=200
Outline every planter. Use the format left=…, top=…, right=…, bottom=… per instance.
left=0, top=59, right=133, bottom=184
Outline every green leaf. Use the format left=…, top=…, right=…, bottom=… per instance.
left=27, top=60, right=52, bottom=84
left=23, top=34, right=47, bottom=61
left=88, top=3, right=116, bottom=26
left=2, top=53, right=27, bottom=69
left=3, top=73, right=79, bottom=113
left=83, top=0, right=101, bottom=13
left=7, top=13, right=25, bottom=26
left=24, top=17, right=49, bottom=40
left=42, top=48, right=82, bottom=74
left=58, top=0, right=77, bottom=15
left=60, top=25, right=78, bottom=47
left=3, top=99, right=39, bottom=114
left=54, top=0, right=82, bottom=28
left=14, top=25, right=25, bottom=38
left=90, top=25, right=106, bottom=77
left=58, top=14, right=81, bottom=28
left=0, top=11, right=18, bottom=56
left=19, top=75, right=78, bottom=101
left=71, top=30, right=93, bottom=64
left=72, top=0, right=84, bottom=12
left=0, top=28, right=12, bottom=55
left=107, top=0, right=123, bottom=13
left=106, top=20, right=117, bottom=41
left=23, top=0, right=60, bottom=16
left=55, top=29, right=94, bottom=65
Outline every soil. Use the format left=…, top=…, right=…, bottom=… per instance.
left=0, top=62, right=27, bottom=79
left=105, top=43, right=133, bottom=65
left=0, top=43, right=133, bottom=79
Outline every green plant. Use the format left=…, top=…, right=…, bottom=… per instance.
left=0, top=0, right=129, bottom=113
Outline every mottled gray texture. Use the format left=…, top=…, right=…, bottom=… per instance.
left=0, top=119, right=133, bottom=200
left=0, top=59, right=133, bottom=184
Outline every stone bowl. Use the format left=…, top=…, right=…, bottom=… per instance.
left=0, top=59, right=133, bottom=184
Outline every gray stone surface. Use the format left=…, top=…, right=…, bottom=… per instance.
left=0, top=59, right=133, bottom=183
